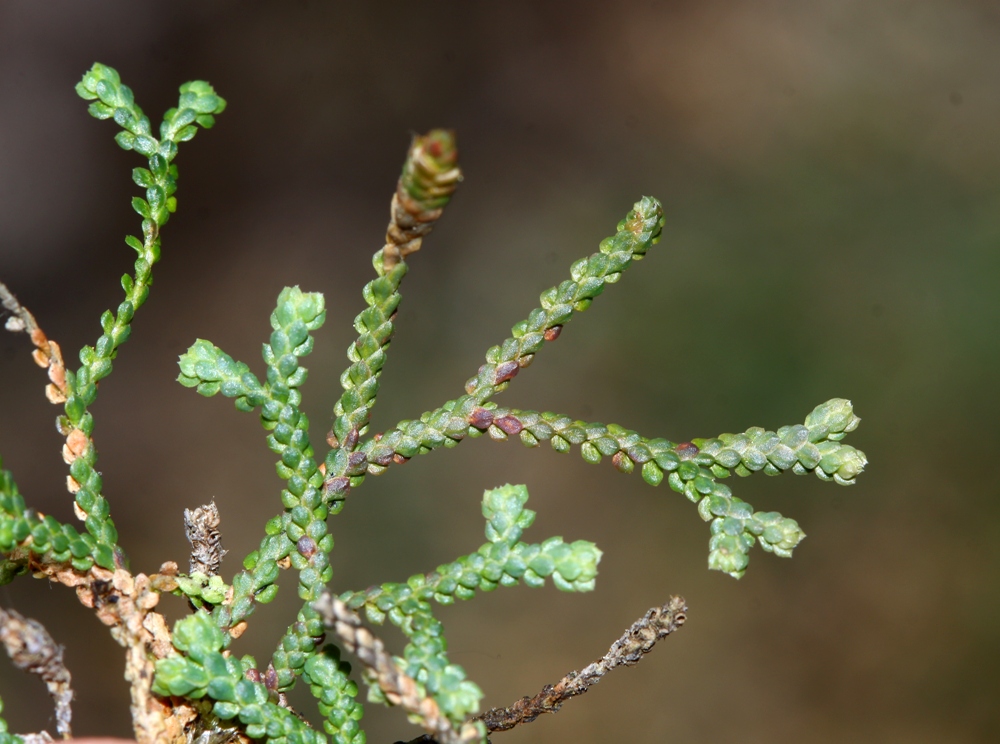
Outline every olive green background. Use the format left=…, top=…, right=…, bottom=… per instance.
left=1, top=2, right=997, bottom=742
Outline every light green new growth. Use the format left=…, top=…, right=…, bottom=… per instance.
left=0, top=63, right=867, bottom=744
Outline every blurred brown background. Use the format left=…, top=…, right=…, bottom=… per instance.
left=1, top=1, right=997, bottom=742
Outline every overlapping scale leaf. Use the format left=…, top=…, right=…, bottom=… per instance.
left=174, top=573, right=232, bottom=607
left=303, top=645, right=365, bottom=743
left=178, top=288, right=332, bottom=650
left=322, top=198, right=663, bottom=499
left=154, top=614, right=329, bottom=744
left=328, top=261, right=407, bottom=447
left=177, top=340, right=265, bottom=409
left=1, top=459, right=103, bottom=574
left=325, top=130, right=462, bottom=508
left=692, top=399, right=867, bottom=486
left=460, top=197, right=663, bottom=406
left=345, top=400, right=863, bottom=579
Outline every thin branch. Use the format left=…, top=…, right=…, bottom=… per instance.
left=476, top=596, right=687, bottom=733
left=313, top=592, right=482, bottom=744
left=0, top=280, right=68, bottom=404
left=0, top=605, right=74, bottom=738
left=184, top=502, right=226, bottom=576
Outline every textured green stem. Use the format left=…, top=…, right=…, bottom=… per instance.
left=327, top=131, right=461, bottom=477
left=60, top=64, right=226, bottom=568
left=343, top=399, right=864, bottom=578
left=179, top=289, right=331, bottom=632
left=152, top=613, right=330, bottom=744
left=323, top=196, right=665, bottom=501
left=0, top=459, right=99, bottom=576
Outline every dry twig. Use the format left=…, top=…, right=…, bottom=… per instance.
left=184, top=502, right=226, bottom=576
left=476, top=596, right=687, bottom=733
left=0, top=279, right=94, bottom=507
left=0, top=605, right=74, bottom=738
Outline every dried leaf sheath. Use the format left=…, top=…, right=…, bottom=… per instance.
left=184, top=502, right=226, bottom=576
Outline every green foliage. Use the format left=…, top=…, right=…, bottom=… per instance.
left=340, top=484, right=600, bottom=722
left=0, top=458, right=104, bottom=574
left=153, top=613, right=332, bottom=744
left=0, top=695, right=21, bottom=744
left=0, top=63, right=867, bottom=744
left=32, top=64, right=228, bottom=570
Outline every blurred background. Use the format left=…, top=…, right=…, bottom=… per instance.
left=1, top=1, right=997, bottom=742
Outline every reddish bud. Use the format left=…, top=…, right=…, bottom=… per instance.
left=326, top=477, right=351, bottom=499
left=493, top=361, right=520, bottom=384
left=265, top=664, right=279, bottom=691
left=468, top=407, right=495, bottom=430
left=342, top=427, right=360, bottom=451
left=544, top=325, right=563, bottom=341
left=245, top=668, right=262, bottom=683
left=612, top=451, right=632, bottom=472
left=392, top=453, right=409, bottom=465
left=494, top=415, right=523, bottom=436
left=676, top=442, right=699, bottom=458
left=297, top=536, right=317, bottom=558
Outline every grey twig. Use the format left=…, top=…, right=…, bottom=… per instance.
left=313, top=592, right=482, bottom=744
left=184, top=502, right=226, bottom=576
left=476, top=596, right=687, bottom=733
left=0, top=605, right=74, bottom=738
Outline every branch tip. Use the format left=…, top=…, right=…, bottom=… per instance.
left=382, top=129, right=462, bottom=272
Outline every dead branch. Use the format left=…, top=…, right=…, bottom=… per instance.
left=0, top=605, right=74, bottom=738
left=0, top=280, right=68, bottom=404
left=476, top=596, right=687, bottom=734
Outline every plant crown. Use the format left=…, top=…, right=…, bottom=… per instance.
left=0, top=64, right=867, bottom=744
